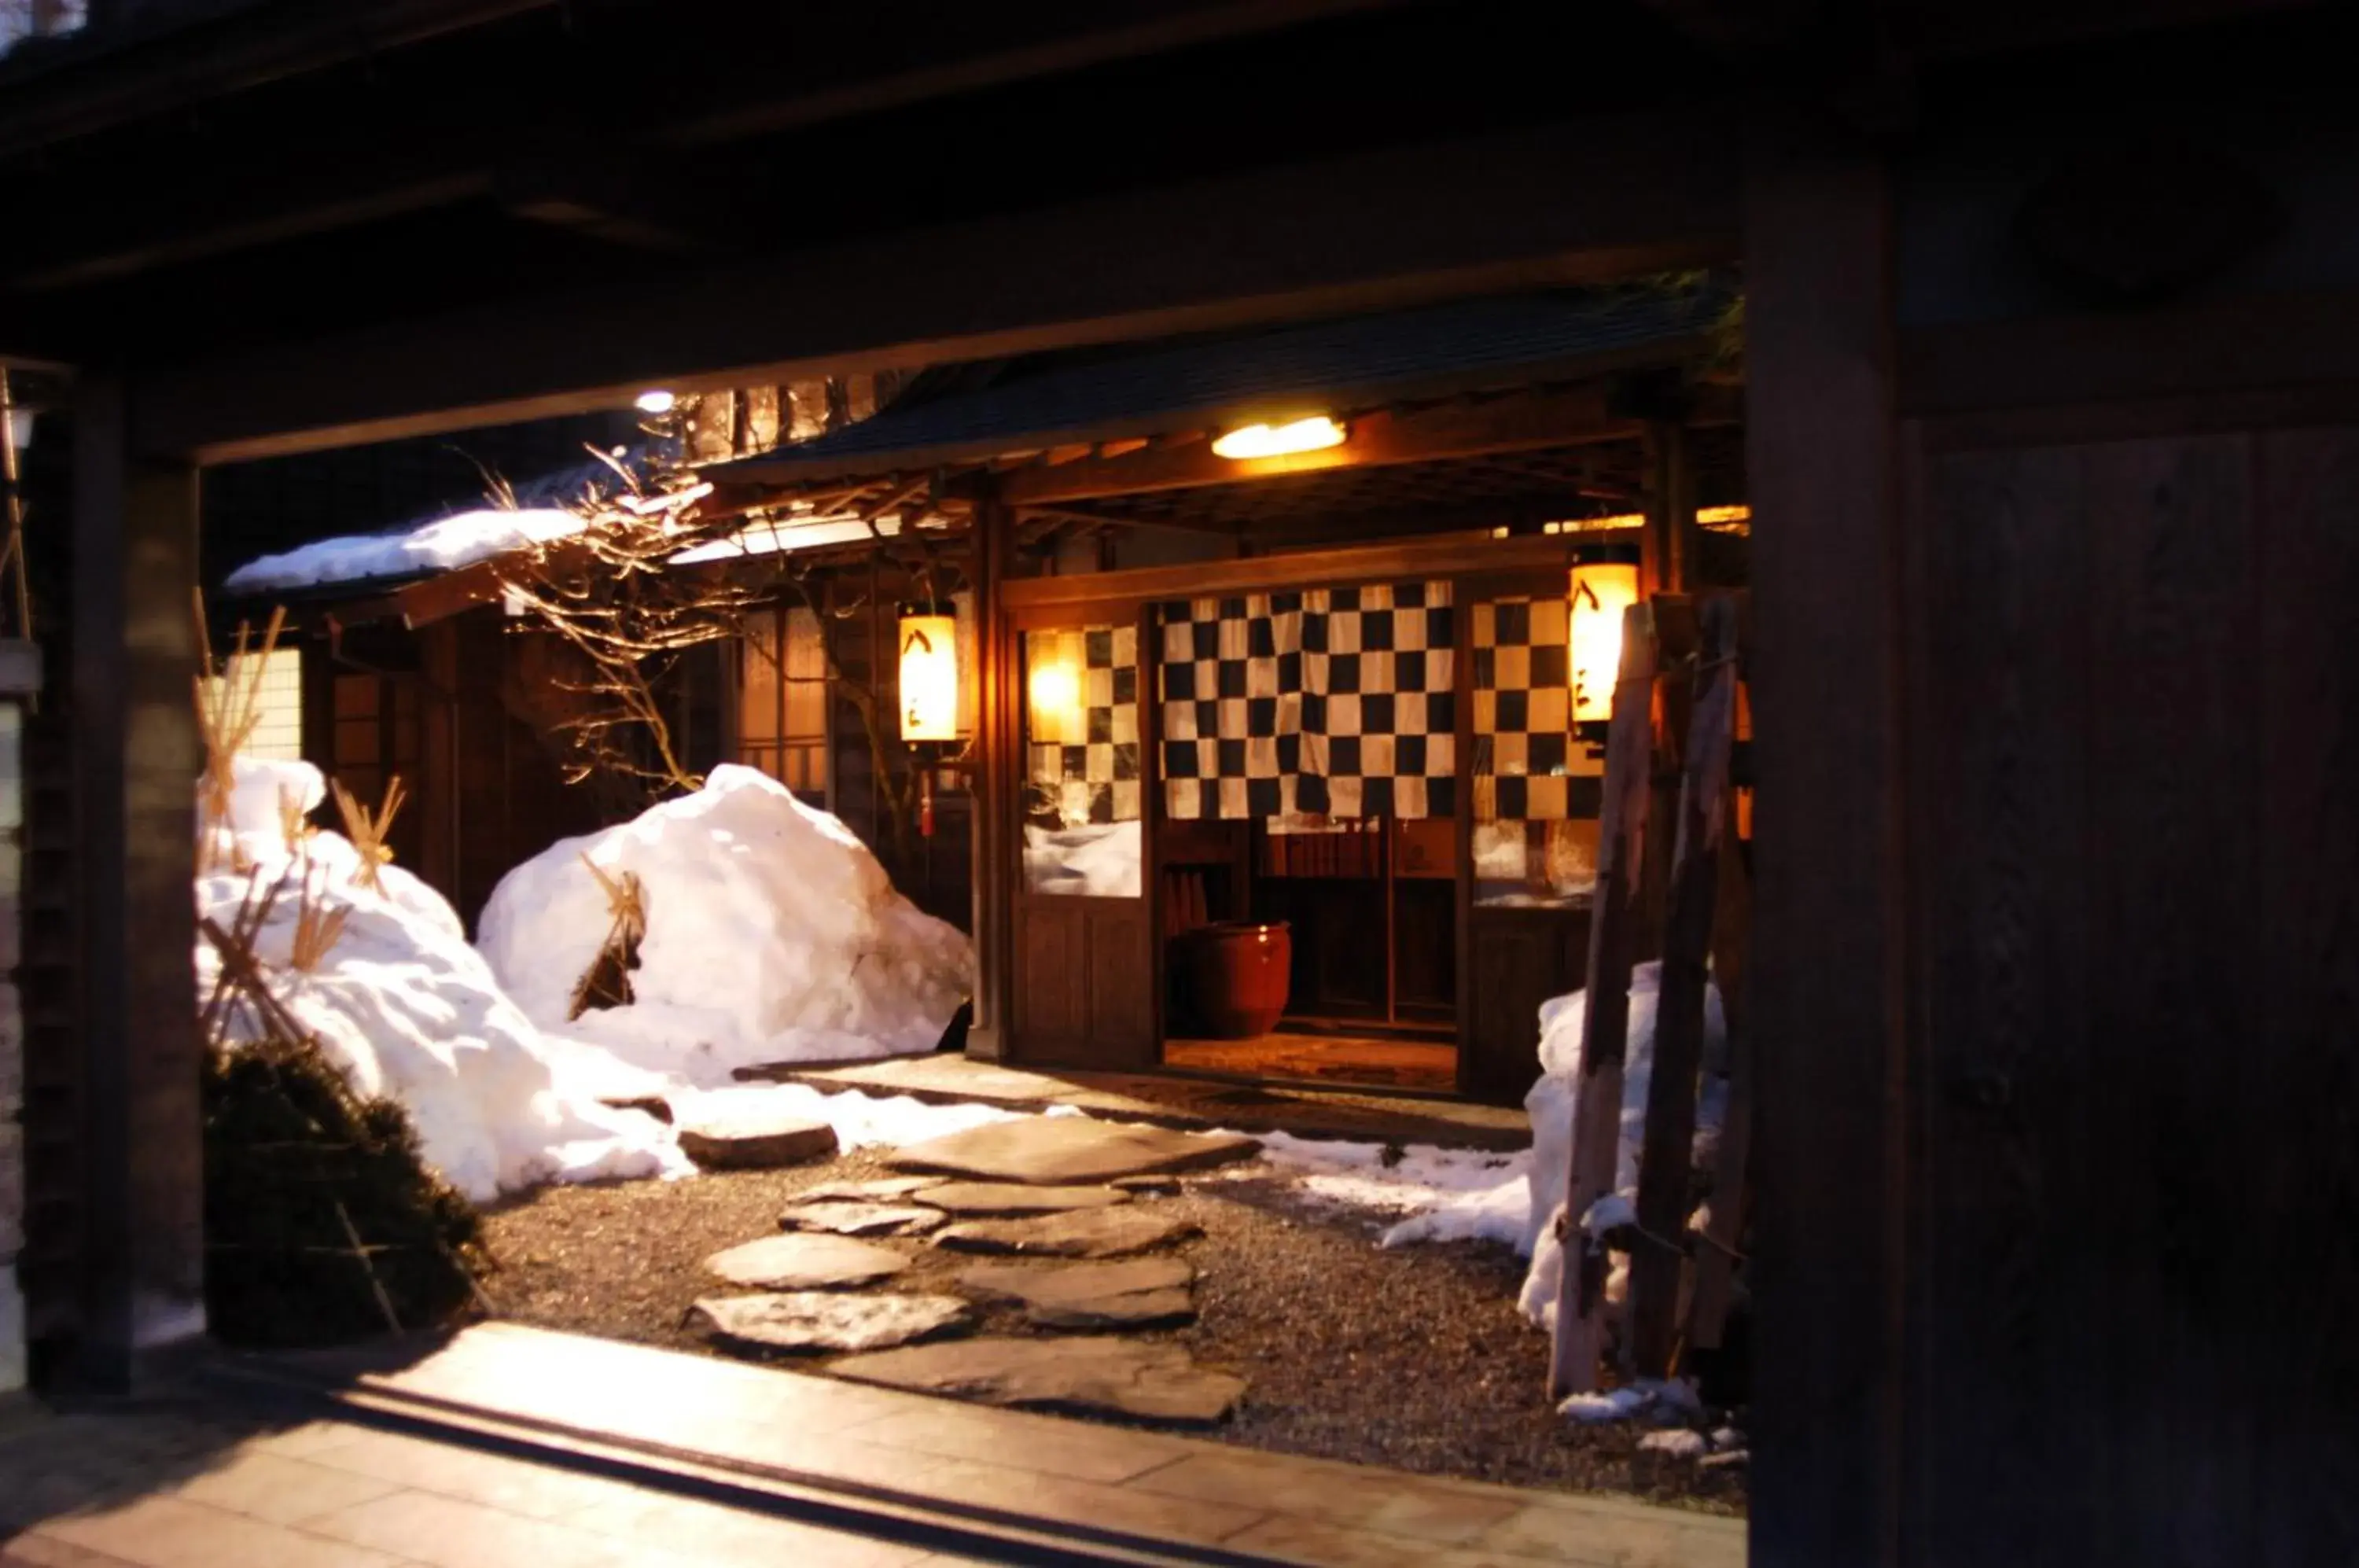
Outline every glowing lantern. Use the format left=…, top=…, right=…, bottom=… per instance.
left=1210, top=414, right=1347, bottom=461
left=634, top=388, right=677, bottom=414
left=897, top=606, right=959, bottom=743
left=1570, top=544, right=1642, bottom=733
left=1026, top=629, right=1087, bottom=746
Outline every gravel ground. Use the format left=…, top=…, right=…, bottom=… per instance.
left=478, top=1152, right=1747, bottom=1517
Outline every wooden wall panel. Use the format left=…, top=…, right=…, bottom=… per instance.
left=2251, top=429, right=2359, bottom=1559
left=1014, top=902, right=1086, bottom=1052
left=1461, top=907, right=1585, bottom=1105
left=1086, top=904, right=1155, bottom=1069
left=1913, top=423, right=2359, bottom=1565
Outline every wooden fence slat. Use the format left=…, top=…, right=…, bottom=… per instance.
left=1548, top=601, right=1660, bottom=1400
left=1628, top=595, right=1740, bottom=1377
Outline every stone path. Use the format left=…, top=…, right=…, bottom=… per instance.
left=829, top=1336, right=1248, bottom=1425
left=932, top=1206, right=1202, bottom=1259
left=671, top=1115, right=1250, bottom=1420
left=672, top=1109, right=838, bottom=1171
left=915, top=1180, right=1132, bottom=1216
left=957, top=1258, right=1195, bottom=1329
left=701, top=1234, right=909, bottom=1290
left=691, top=1291, right=972, bottom=1354
left=749, top=1051, right=1533, bottom=1150
left=776, top=1199, right=948, bottom=1238
left=889, top=1117, right=1261, bottom=1184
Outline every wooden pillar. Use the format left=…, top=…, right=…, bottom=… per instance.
left=1743, top=127, right=1909, bottom=1568
left=965, top=493, right=1015, bottom=1060
left=71, top=374, right=205, bottom=1390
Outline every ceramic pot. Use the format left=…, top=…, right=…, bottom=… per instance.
left=1185, top=920, right=1292, bottom=1039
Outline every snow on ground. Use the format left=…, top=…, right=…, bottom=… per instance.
left=1238, top=1131, right=1535, bottom=1250
left=197, top=758, right=686, bottom=1203
left=667, top=1082, right=1036, bottom=1152
left=479, top=766, right=973, bottom=1089
left=221, top=506, right=585, bottom=593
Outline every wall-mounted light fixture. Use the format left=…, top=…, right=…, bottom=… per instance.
left=1210, top=414, right=1346, bottom=461
left=1570, top=543, right=1643, bottom=738
left=634, top=389, right=678, bottom=414
left=896, top=605, right=959, bottom=744
left=898, top=603, right=960, bottom=837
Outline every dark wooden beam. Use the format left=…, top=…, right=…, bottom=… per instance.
left=998, top=528, right=1598, bottom=609
left=130, top=114, right=1738, bottom=462
left=992, top=385, right=1651, bottom=506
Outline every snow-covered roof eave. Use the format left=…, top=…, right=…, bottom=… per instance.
left=220, top=506, right=589, bottom=599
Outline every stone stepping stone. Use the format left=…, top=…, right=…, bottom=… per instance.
left=674, top=1106, right=839, bottom=1171
left=693, top=1292, right=970, bottom=1355
left=779, top=1200, right=947, bottom=1238
left=703, top=1234, right=909, bottom=1290
left=933, top=1206, right=1201, bottom=1259
left=799, top=1176, right=940, bottom=1202
left=829, top=1336, right=1244, bottom=1425
left=918, top=1181, right=1132, bottom=1217
left=959, top=1257, right=1195, bottom=1329
left=889, top=1117, right=1260, bottom=1186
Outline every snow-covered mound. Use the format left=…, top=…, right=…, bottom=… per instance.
left=478, top=765, right=973, bottom=1087
left=222, top=506, right=584, bottom=594
left=197, top=757, right=683, bottom=1202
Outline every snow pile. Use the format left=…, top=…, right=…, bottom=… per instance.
left=223, top=506, right=585, bottom=594
left=479, top=766, right=973, bottom=1088
left=1517, top=961, right=1728, bottom=1334
left=667, top=1082, right=1030, bottom=1152
left=1523, top=961, right=1728, bottom=1255
left=197, top=758, right=685, bottom=1203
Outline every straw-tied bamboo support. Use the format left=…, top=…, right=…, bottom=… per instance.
left=193, top=591, right=287, bottom=871
left=1547, top=593, right=1754, bottom=1401
left=569, top=853, right=647, bottom=1019
left=332, top=775, right=409, bottom=894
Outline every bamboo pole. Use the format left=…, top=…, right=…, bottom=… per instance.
left=1548, top=601, right=1659, bottom=1400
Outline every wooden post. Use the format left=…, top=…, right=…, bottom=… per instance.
left=1548, top=599, right=1658, bottom=1400
left=1628, top=594, right=1740, bottom=1377
left=72, top=374, right=206, bottom=1390
left=965, top=491, right=1016, bottom=1061
left=1744, top=123, right=1907, bottom=1567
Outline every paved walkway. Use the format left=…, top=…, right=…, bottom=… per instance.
left=2, top=1323, right=1745, bottom=1568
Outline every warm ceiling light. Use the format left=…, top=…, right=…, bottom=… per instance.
left=1211, top=414, right=1346, bottom=460
left=635, top=389, right=678, bottom=414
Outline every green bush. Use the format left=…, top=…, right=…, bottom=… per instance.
left=203, top=1029, right=487, bottom=1346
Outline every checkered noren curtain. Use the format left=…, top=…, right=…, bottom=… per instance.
left=1472, top=596, right=1600, bottom=820
left=1157, top=583, right=1457, bottom=820
left=1026, top=626, right=1141, bottom=823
